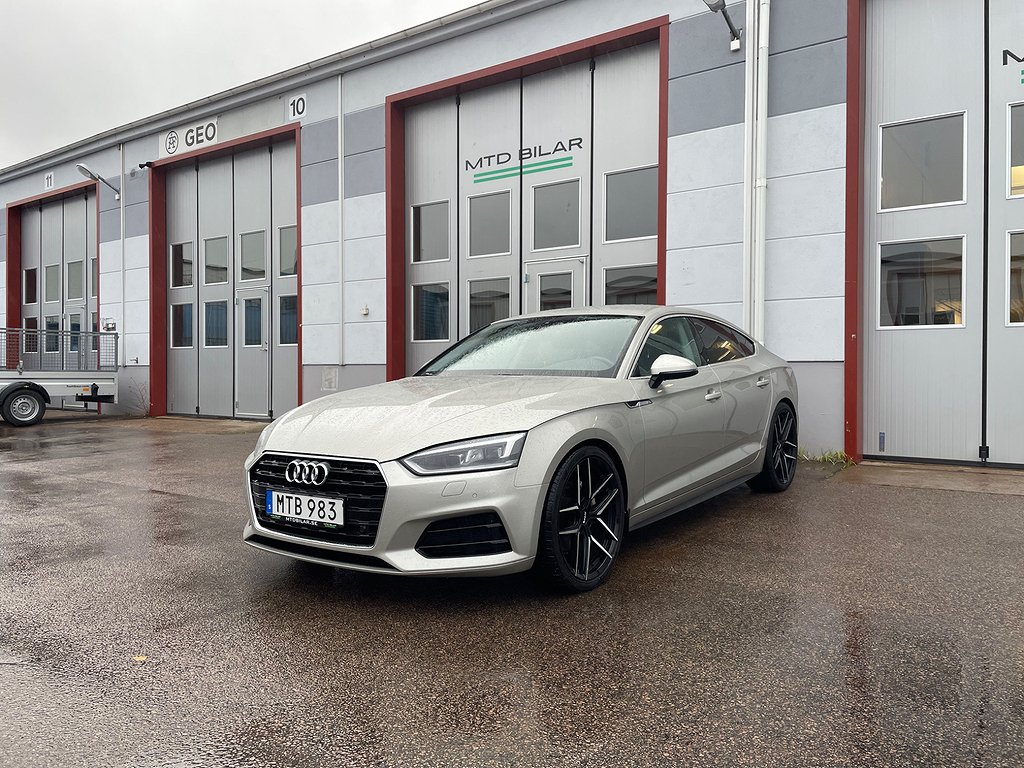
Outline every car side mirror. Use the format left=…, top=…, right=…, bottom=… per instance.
left=648, top=354, right=699, bottom=388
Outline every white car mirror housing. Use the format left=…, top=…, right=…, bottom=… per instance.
left=648, top=354, right=699, bottom=389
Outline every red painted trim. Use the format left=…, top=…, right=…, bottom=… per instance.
left=385, top=98, right=406, bottom=381
left=5, top=179, right=95, bottom=210
left=295, top=126, right=304, bottom=404
left=656, top=22, right=670, bottom=305
left=844, top=0, right=864, bottom=463
left=148, top=166, right=168, bottom=417
left=94, top=186, right=102, bottom=412
left=150, top=124, right=297, bottom=169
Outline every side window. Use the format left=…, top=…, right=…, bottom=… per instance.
left=632, top=316, right=704, bottom=377
left=689, top=318, right=755, bottom=364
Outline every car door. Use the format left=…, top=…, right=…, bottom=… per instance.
left=628, top=315, right=728, bottom=517
left=688, top=316, right=774, bottom=471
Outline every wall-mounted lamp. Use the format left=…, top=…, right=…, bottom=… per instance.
left=704, top=0, right=743, bottom=51
left=76, top=162, right=120, bottom=200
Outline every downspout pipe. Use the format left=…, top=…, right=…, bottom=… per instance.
left=741, top=0, right=758, bottom=335
left=752, top=0, right=771, bottom=343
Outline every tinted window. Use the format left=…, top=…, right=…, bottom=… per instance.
left=468, top=278, right=510, bottom=333
left=171, top=242, right=193, bottom=288
left=240, top=231, right=266, bottom=280
left=171, top=304, right=192, bottom=348
left=280, top=295, right=298, bottom=344
left=44, top=265, right=59, bottom=303
left=1011, top=233, right=1024, bottom=324
left=689, top=317, right=755, bottom=363
left=23, top=316, right=39, bottom=353
left=605, top=265, right=657, bottom=305
left=1011, top=105, right=1024, bottom=196
left=879, top=238, right=963, bottom=326
left=23, top=268, right=37, bottom=304
left=413, top=283, right=449, bottom=341
left=540, top=273, right=572, bottom=311
left=66, top=261, right=84, bottom=301
left=279, top=226, right=297, bottom=277
left=606, top=166, right=658, bottom=241
left=244, top=299, right=262, bottom=346
left=45, top=316, right=59, bottom=352
left=881, top=114, right=964, bottom=209
left=205, top=237, right=228, bottom=285
left=633, top=316, right=704, bottom=377
left=534, top=180, right=580, bottom=250
left=205, top=301, right=228, bottom=347
left=469, top=192, right=511, bottom=257
left=412, top=202, right=449, bottom=262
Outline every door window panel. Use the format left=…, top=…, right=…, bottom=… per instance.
left=205, top=237, right=228, bottom=285
left=468, top=278, right=511, bottom=333
left=244, top=299, right=263, bottom=346
left=44, top=316, right=59, bottom=352
left=23, top=317, right=39, bottom=354
left=689, top=317, right=756, bottom=363
left=279, top=226, right=297, bottom=277
left=280, top=295, right=298, bottom=345
left=69, top=313, right=81, bottom=352
left=879, top=238, right=964, bottom=327
left=412, top=202, right=449, bottom=263
left=66, top=261, right=84, bottom=301
left=469, top=191, right=511, bottom=257
left=606, top=167, right=658, bottom=241
left=205, top=301, right=228, bottom=347
left=412, top=284, right=449, bottom=341
left=91, top=257, right=98, bottom=298
left=44, top=265, right=60, bottom=303
left=171, top=242, right=194, bottom=288
left=91, top=312, right=99, bottom=352
left=240, top=231, right=266, bottom=281
left=533, top=179, right=580, bottom=250
left=171, top=304, right=193, bottom=348
left=1009, top=233, right=1024, bottom=324
left=633, top=316, right=705, bottom=376
left=1011, top=105, right=1024, bottom=196
left=23, top=268, right=37, bottom=304
left=605, top=265, right=657, bottom=305
left=880, top=114, right=964, bottom=210
left=539, top=273, right=572, bottom=311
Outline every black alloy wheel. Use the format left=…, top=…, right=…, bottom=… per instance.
left=536, top=446, right=626, bottom=592
left=748, top=401, right=798, bottom=493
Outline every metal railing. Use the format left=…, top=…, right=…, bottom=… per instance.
left=1, top=328, right=119, bottom=373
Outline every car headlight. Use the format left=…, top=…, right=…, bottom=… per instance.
left=401, top=432, right=527, bottom=476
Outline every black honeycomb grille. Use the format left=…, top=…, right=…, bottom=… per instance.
left=415, top=512, right=512, bottom=559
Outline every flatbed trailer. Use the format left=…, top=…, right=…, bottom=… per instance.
left=0, top=327, right=119, bottom=427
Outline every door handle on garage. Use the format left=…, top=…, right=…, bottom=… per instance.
left=756, top=377, right=770, bottom=388
left=705, top=390, right=722, bottom=402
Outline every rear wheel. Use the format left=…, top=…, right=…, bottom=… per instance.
left=536, top=446, right=626, bottom=592
left=2, top=390, right=46, bottom=427
left=748, top=402, right=797, bottom=493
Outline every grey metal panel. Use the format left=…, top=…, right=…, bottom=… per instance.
left=767, top=39, right=847, bottom=117
left=198, top=155, right=234, bottom=418
left=272, top=140, right=298, bottom=418
left=788, top=361, right=843, bottom=453
left=0, top=209, right=6, bottom=236
left=343, top=105, right=385, bottom=156
left=20, top=206, right=41, bottom=321
left=300, top=118, right=340, bottom=166
left=342, top=151, right=384, bottom=198
left=124, top=202, right=148, bottom=238
left=166, top=164, right=199, bottom=415
left=122, top=168, right=149, bottom=206
left=99, top=209, right=121, bottom=244
left=769, top=0, right=846, bottom=55
left=300, top=159, right=340, bottom=205
left=668, top=63, right=746, bottom=136
left=667, top=3, right=746, bottom=79
left=98, top=184, right=119, bottom=213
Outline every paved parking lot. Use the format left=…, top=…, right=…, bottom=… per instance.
left=1, top=413, right=1023, bottom=767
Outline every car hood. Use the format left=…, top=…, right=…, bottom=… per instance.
left=263, top=374, right=635, bottom=462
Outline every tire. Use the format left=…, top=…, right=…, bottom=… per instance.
left=1, top=390, right=46, bottom=428
left=535, top=445, right=626, bottom=592
left=748, top=401, right=797, bottom=493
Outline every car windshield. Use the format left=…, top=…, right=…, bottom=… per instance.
left=419, top=315, right=641, bottom=378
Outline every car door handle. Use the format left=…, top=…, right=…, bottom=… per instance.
left=756, top=377, right=770, bottom=388
left=705, top=390, right=722, bottom=402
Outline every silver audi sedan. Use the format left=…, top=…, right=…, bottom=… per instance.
left=243, top=306, right=798, bottom=591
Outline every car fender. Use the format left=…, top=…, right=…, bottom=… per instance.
left=0, top=381, right=51, bottom=408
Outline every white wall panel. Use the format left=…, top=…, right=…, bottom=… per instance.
left=765, top=169, right=845, bottom=240
left=99, top=272, right=122, bottom=306
left=123, top=235, right=149, bottom=271
left=666, top=184, right=744, bottom=250
left=300, top=240, right=341, bottom=285
left=764, top=296, right=843, bottom=361
left=343, top=193, right=385, bottom=240
left=301, top=323, right=341, bottom=365
left=665, top=243, right=744, bottom=305
left=301, top=201, right=340, bottom=246
left=667, top=124, right=745, bottom=193
left=124, top=300, right=150, bottom=334
left=343, top=235, right=386, bottom=282
left=765, top=234, right=845, bottom=301
left=302, top=283, right=342, bottom=326
left=766, top=104, right=846, bottom=178
left=343, top=321, right=386, bottom=365
left=99, top=241, right=122, bottom=274
left=123, top=267, right=149, bottom=304
left=343, top=279, right=386, bottom=323
left=124, top=333, right=150, bottom=366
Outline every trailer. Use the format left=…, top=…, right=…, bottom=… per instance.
left=0, top=327, right=119, bottom=427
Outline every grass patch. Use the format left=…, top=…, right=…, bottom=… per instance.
left=798, top=449, right=855, bottom=469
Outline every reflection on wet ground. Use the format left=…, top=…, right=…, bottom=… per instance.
left=1, top=415, right=1022, bottom=767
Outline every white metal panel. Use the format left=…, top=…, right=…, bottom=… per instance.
left=198, top=155, right=233, bottom=418
left=272, top=140, right=299, bottom=417
left=166, top=164, right=199, bottom=415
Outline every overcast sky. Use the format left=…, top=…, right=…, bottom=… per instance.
left=0, top=0, right=480, bottom=171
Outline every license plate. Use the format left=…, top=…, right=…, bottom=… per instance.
left=265, top=490, right=343, bottom=527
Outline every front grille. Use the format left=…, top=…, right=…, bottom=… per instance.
left=249, top=453, right=387, bottom=547
left=415, top=512, right=512, bottom=559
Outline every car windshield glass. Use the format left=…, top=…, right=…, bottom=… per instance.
left=419, top=315, right=641, bottom=378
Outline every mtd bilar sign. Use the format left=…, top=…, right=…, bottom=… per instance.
left=465, top=137, right=583, bottom=184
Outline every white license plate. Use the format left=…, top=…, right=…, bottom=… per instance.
left=265, top=490, right=344, bottom=526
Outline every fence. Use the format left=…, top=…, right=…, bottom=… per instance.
left=1, top=328, right=119, bottom=373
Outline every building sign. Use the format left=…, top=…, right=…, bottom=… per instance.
left=160, top=118, right=219, bottom=158
left=465, top=137, right=583, bottom=183
left=1002, top=49, right=1024, bottom=84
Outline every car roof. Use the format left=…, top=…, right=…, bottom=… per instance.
left=516, top=304, right=729, bottom=323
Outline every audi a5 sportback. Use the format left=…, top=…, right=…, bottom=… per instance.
left=243, top=306, right=798, bottom=591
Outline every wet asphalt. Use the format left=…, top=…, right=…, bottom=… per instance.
left=1, top=413, right=1023, bottom=768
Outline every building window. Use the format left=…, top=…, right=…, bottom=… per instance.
left=605, top=265, right=657, bottom=305
left=171, top=304, right=193, bottom=348
left=1011, top=105, right=1024, bottom=197
left=23, top=317, right=39, bottom=354
left=244, top=299, right=262, bottom=346
left=91, top=257, right=98, bottom=298
left=44, top=265, right=60, bottom=303
left=606, top=167, right=658, bottom=242
left=66, top=261, right=84, bottom=301
left=533, top=179, right=580, bottom=250
left=412, top=283, right=449, bottom=341
left=171, top=242, right=194, bottom=288
left=205, top=301, right=228, bottom=347
left=279, top=226, right=297, bottom=277
left=1009, top=232, right=1024, bottom=324
left=280, top=295, right=298, bottom=345
left=540, top=273, right=572, bottom=311
left=205, top=237, right=228, bottom=285
left=880, top=113, right=965, bottom=210
left=91, top=312, right=99, bottom=352
left=240, top=231, right=266, bottom=281
left=879, top=238, right=964, bottom=327
left=468, top=278, right=510, bottom=333
left=44, top=315, right=59, bottom=352
left=23, top=268, right=37, bottom=305
left=469, top=191, right=511, bottom=257
left=68, top=313, right=81, bottom=352
left=411, top=202, right=449, bottom=263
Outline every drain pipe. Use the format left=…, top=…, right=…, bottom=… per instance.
left=741, top=0, right=758, bottom=336
left=752, top=0, right=771, bottom=343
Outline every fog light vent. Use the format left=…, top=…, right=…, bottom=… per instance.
left=415, top=512, right=512, bottom=559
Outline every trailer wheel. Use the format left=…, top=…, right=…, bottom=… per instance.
left=2, top=390, right=45, bottom=427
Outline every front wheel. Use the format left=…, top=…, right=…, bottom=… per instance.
left=748, top=401, right=797, bottom=493
left=535, top=446, right=626, bottom=592
left=2, top=390, right=46, bottom=427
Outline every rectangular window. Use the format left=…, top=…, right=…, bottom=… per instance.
left=23, top=317, right=39, bottom=354
left=412, top=202, right=449, bottom=263
left=69, top=313, right=81, bottom=352
left=1009, top=232, right=1024, bottom=324
left=540, top=273, right=572, bottom=311
left=605, top=265, right=658, bottom=305
left=469, top=191, right=511, bottom=257
left=205, top=301, right=228, bottom=347
left=533, top=179, right=580, bottom=250
left=44, top=315, right=59, bottom=352
left=468, top=278, right=511, bottom=333
left=879, top=238, right=964, bottom=327
left=244, top=299, right=262, bottom=346
left=66, top=261, right=84, bottom=301
left=90, top=257, right=98, bottom=298
left=606, top=167, right=658, bottom=242
left=23, top=268, right=37, bottom=304
left=171, top=304, right=193, bottom=348
left=91, top=312, right=99, bottom=352
left=1011, top=105, right=1024, bottom=196
left=205, top=237, right=228, bottom=285
left=44, top=265, right=60, bottom=303
left=240, top=231, right=266, bottom=281
left=880, top=114, right=965, bottom=210
left=280, top=295, right=298, bottom=345
left=171, top=242, right=194, bottom=288
left=412, top=283, right=449, bottom=341
left=279, top=226, right=297, bottom=277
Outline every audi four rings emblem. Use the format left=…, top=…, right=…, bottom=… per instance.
left=285, top=460, right=330, bottom=486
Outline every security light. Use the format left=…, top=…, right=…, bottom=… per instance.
left=703, top=0, right=742, bottom=50
left=76, top=162, right=120, bottom=200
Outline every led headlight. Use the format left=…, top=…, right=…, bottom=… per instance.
left=401, top=432, right=527, bottom=476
